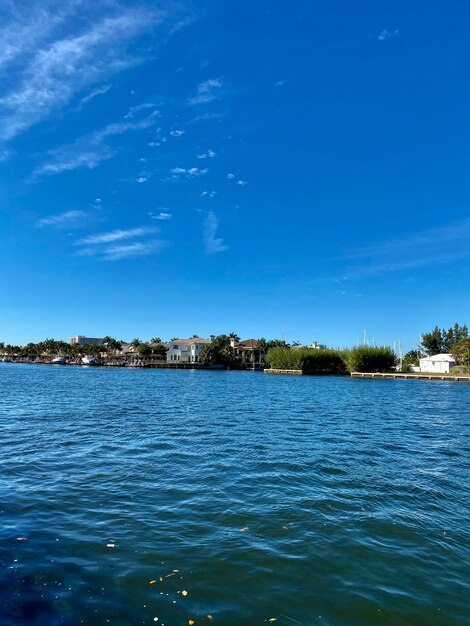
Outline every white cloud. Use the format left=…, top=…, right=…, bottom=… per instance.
left=237, top=179, right=248, bottom=186
left=377, top=29, right=399, bottom=41
left=101, top=241, right=167, bottom=261
left=170, top=129, right=185, bottom=137
left=201, top=191, right=217, bottom=198
left=170, top=166, right=208, bottom=177
left=32, top=111, right=158, bottom=178
left=124, top=102, right=157, bottom=119
left=136, top=177, right=148, bottom=183
left=188, top=77, right=223, bottom=105
left=149, top=211, right=172, bottom=220
left=36, top=209, right=87, bottom=228
left=148, top=141, right=160, bottom=147
left=226, top=173, right=235, bottom=179
left=274, top=80, right=286, bottom=88
left=77, top=227, right=158, bottom=246
left=203, top=211, right=228, bottom=255
left=78, top=84, right=111, bottom=108
left=0, top=5, right=188, bottom=140
left=198, top=149, right=216, bottom=159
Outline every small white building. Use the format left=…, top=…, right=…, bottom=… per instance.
left=167, top=338, right=210, bottom=363
left=419, top=353, right=456, bottom=374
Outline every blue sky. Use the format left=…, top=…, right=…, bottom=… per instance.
left=1, top=0, right=469, bottom=349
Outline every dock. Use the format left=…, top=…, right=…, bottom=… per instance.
left=350, top=372, right=470, bottom=382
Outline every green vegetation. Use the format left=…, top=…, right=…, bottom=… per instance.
left=301, top=350, right=347, bottom=374
left=420, top=323, right=468, bottom=355
left=199, top=334, right=235, bottom=365
left=451, top=337, right=470, bottom=367
left=343, top=346, right=396, bottom=373
left=266, top=345, right=396, bottom=374
left=267, top=347, right=347, bottom=374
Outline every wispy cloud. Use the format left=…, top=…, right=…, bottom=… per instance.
left=198, top=149, right=216, bottom=159
left=201, top=191, right=217, bottom=198
left=32, top=111, right=158, bottom=178
left=237, top=179, right=248, bottom=187
left=77, top=84, right=111, bottom=109
left=377, top=29, right=399, bottom=41
left=340, top=217, right=470, bottom=279
left=0, top=5, right=188, bottom=140
left=124, top=102, right=157, bottom=119
left=101, top=241, right=167, bottom=261
left=75, top=224, right=167, bottom=261
left=36, top=209, right=87, bottom=228
left=149, top=211, right=172, bottom=220
left=77, top=227, right=158, bottom=246
left=188, top=78, right=224, bottom=105
left=169, top=129, right=185, bottom=137
left=203, top=211, right=228, bottom=255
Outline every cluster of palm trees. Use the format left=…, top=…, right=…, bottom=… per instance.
left=0, top=335, right=172, bottom=362
left=0, top=334, right=290, bottom=364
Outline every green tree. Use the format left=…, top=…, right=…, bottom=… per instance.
left=421, top=327, right=443, bottom=355
left=402, top=350, right=421, bottom=366
left=138, top=344, right=152, bottom=357
left=452, top=337, right=470, bottom=366
left=199, top=335, right=235, bottom=365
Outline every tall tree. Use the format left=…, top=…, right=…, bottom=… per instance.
left=452, top=337, right=470, bottom=366
left=199, top=335, right=235, bottom=365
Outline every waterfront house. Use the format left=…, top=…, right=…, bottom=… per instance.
left=419, top=353, right=456, bottom=373
left=167, top=338, right=210, bottom=363
left=230, top=338, right=266, bottom=369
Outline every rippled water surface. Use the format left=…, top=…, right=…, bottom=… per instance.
left=0, top=364, right=469, bottom=626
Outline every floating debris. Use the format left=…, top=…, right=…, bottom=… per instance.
left=239, top=527, right=249, bottom=532
left=106, top=544, right=115, bottom=548
left=16, top=537, right=28, bottom=541
left=150, top=580, right=157, bottom=585
left=182, top=590, right=188, bottom=597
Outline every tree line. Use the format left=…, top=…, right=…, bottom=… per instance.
left=403, top=322, right=469, bottom=367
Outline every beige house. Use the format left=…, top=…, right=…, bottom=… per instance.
left=167, top=338, right=210, bottom=363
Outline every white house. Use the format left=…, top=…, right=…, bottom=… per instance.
left=419, top=353, right=456, bottom=374
left=167, top=338, right=210, bottom=363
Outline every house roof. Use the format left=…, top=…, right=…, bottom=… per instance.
left=419, top=353, right=455, bottom=362
left=236, top=339, right=259, bottom=349
left=170, top=337, right=210, bottom=345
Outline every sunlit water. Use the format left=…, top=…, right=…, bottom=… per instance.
left=0, top=364, right=469, bottom=626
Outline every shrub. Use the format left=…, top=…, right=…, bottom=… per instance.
left=266, top=347, right=303, bottom=370
left=301, top=349, right=347, bottom=374
left=450, top=365, right=470, bottom=375
left=344, top=346, right=396, bottom=373
left=266, top=347, right=347, bottom=374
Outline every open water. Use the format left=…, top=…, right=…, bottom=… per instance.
left=0, top=364, right=468, bottom=626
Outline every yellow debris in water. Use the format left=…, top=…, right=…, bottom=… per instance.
left=149, top=580, right=157, bottom=584
left=269, top=619, right=277, bottom=622
left=189, top=620, right=195, bottom=625
left=182, top=590, right=188, bottom=597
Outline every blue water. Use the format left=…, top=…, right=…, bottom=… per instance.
left=0, top=364, right=469, bottom=625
